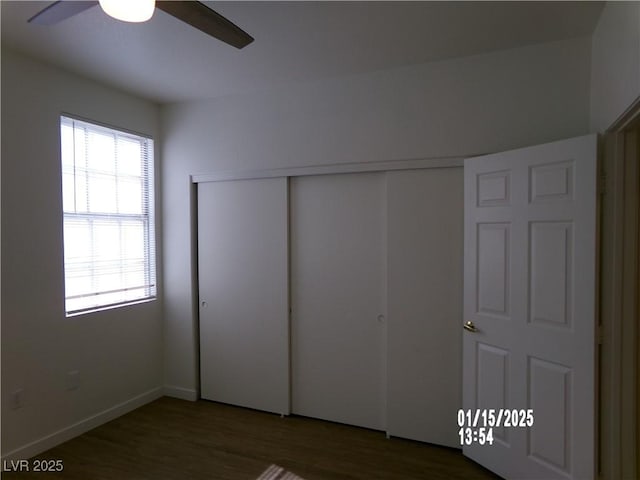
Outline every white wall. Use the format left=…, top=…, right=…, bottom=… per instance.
left=161, top=36, right=592, bottom=394
left=1, top=48, right=163, bottom=458
left=590, top=1, right=640, bottom=131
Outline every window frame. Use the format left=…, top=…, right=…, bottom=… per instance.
left=60, top=114, right=157, bottom=316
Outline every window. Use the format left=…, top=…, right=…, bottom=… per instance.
left=60, top=116, right=156, bottom=315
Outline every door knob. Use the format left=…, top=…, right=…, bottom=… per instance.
left=463, top=321, right=477, bottom=332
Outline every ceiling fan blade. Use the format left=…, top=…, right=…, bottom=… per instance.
left=28, top=1, right=98, bottom=25
left=156, top=1, right=254, bottom=49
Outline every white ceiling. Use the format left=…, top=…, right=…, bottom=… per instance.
left=1, top=1, right=604, bottom=104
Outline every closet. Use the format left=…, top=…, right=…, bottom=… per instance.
left=197, top=165, right=462, bottom=448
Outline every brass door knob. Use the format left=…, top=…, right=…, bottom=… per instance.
left=463, top=321, right=478, bottom=332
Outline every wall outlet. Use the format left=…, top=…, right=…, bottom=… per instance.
left=10, top=389, right=24, bottom=410
left=66, top=370, right=80, bottom=391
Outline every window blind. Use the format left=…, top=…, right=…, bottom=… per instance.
left=60, top=116, right=156, bottom=315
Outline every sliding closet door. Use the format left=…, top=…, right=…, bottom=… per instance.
left=290, top=173, right=386, bottom=431
left=386, top=168, right=463, bottom=447
left=198, top=177, right=289, bottom=415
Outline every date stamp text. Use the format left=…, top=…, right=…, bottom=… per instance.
left=457, top=409, right=535, bottom=446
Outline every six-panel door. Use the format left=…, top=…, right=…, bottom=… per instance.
left=463, top=134, right=597, bottom=479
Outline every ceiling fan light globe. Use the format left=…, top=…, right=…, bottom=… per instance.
left=98, top=0, right=155, bottom=23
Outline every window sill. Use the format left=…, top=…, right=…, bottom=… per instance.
left=65, top=297, right=157, bottom=318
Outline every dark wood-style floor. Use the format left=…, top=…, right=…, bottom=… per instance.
left=3, top=397, right=501, bottom=479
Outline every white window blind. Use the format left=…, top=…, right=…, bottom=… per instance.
left=60, top=116, right=156, bottom=315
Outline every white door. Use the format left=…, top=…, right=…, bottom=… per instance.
left=198, top=177, right=289, bottom=415
left=462, top=134, right=597, bottom=479
left=290, top=173, right=386, bottom=430
left=386, top=168, right=463, bottom=447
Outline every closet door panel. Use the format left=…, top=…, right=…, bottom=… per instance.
left=291, top=173, right=386, bottom=430
left=198, top=177, right=289, bottom=415
left=387, top=168, right=463, bottom=447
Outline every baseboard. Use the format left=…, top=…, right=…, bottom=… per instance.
left=164, top=385, right=198, bottom=401
left=2, top=387, right=163, bottom=463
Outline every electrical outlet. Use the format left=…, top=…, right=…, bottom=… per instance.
left=11, top=389, right=24, bottom=410
left=66, top=370, right=80, bottom=391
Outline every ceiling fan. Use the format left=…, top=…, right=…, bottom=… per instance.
left=28, top=0, right=254, bottom=49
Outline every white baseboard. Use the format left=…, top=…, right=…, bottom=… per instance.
left=163, top=385, right=198, bottom=401
left=2, top=387, right=163, bottom=463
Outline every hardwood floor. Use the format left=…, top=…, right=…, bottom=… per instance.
left=3, top=397, right=500, bottom=479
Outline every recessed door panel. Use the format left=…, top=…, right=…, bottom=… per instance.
left=477, top=343, right=510, bottom=444
left=477, top=223, right=510, bottom=317
left=477, top=170, right=511, bottom=207
left=530, top=161, right=574, bottom=203
left=529, top=222, right=573, bottom=328
left=528, top=357, right=572, bottom=473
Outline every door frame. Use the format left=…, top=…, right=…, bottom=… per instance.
left=599, top=97, right=640, bottom=480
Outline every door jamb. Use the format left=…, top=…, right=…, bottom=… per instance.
left=599, top=96, right=640, bottom=480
